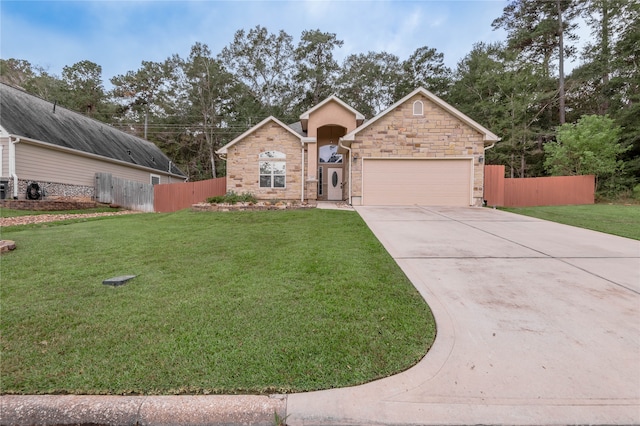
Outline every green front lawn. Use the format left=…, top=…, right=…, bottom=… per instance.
left=1, top=206, right=122, bottom=217
left=503, top=204, right=640, bottom=240
left=0, top=209, right=435, bottom=395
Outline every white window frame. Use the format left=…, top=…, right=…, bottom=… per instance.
left=150, top=174, right=161, bottom=185
left=413, top=100, right=424, bottom=116
left=259, top=151, right=286, bottom=189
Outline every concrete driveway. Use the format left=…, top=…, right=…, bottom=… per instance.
left=288, top=206, right=640, bottom=425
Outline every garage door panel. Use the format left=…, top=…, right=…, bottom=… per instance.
left=363, top=159, right=471, bottom=206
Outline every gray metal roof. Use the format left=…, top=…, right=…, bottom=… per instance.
left=0, top=83, right=186, bottom=177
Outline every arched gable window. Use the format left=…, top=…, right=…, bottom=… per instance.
left=259, top=151, right=286, bottom=188
left=413, top=100, right=424, bottom=116
left=259, top=151, right=286, bottom=159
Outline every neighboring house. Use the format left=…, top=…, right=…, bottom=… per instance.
left=0, top=83, right=186, bottom=200
left=217, top=87, right=500, bottom=206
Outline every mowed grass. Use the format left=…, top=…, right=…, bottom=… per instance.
left=503, top=204, right=640, bottom=240
left=0, top=209, right=435, bottom=395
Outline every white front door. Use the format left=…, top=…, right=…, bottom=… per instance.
left=327, top=168, right=343, bottom=201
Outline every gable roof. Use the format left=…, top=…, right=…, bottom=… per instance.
left=299, top=95, right=365, bottom=132
left=341, top=87, right=500, bottom=144
left=216, top=116, right=306, bottom=155
left=0, top=83, right=186, bottom=177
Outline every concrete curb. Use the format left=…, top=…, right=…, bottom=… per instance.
left=0, top=395, right=287, bottom=426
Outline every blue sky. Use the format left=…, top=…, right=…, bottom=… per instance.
left=1, top=0, right=568, bottom=88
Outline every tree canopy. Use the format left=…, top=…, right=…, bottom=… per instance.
left=544, top=114, right=628, bottom=193
left=1, top=0, right=638, bottom=196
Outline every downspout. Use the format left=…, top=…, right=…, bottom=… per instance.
left=338, top=139, right=351, bottom=205
left=482, top=140, right=497, bottom=207
left=301, top=144, right=305, bottom=203
left=9, top=136, right=20, bottom=199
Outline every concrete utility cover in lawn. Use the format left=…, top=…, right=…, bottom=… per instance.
left=102, top=275, right=136, bottom=286
left=287, top=206, right=640, bottom=425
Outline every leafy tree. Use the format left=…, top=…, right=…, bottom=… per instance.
left=566, top=0, right=626, bottom=118
left=219, top=25, right=296, bottom=117
left=492, top=0, right=580, bottom=123
left=337, top=51, right=402, bottom=117
left=0, top=58, right=36, bottom=87
left=0, top=58, right=66, bottom=102
left=544, top=114, right=628, bottom=192
left=449, top=42, right=553, bottom=177
left=110, top=60, right=176, bottom=139
left=609, top=1, right=640, bottom=180
left=61, top=60, right=105, bottom=116
left=579, top=0, right=626, bottom=114
left=395, top=46, right=452, bottom=99
left=179, top=42, right=241, bottom=178
left=294, top=29, right=344, bottom=112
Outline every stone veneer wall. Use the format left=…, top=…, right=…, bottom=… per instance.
left=1, top=179, right=95, bottom=201
left=350, top=94, right=486, bottom=206
left=226, top=122, right=305, bottom=201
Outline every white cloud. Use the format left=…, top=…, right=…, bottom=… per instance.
left=9, top=0, right=587, bottom=85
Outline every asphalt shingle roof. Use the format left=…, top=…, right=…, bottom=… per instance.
left=0, top=83, right=185, bottom=177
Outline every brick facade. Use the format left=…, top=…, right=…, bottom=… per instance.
left=225, top=121, right=306, bottom=201
left=350, top=94, right=486, bottom=206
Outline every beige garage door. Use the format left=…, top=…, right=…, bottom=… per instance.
left=362, top=159, right=472, bottom=206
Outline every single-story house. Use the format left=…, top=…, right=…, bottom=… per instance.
left=0, top=83, right=186, bottom=200
left=216, top=87, right=499, bottom=206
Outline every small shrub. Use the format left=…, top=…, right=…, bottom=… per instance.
left=206, top=195, right=226, bottom=204
left=206, top=191, right=256, bottom=205
left=633, top=184, right=640, bottom=200
left=239, top=192, right=257, bottom=203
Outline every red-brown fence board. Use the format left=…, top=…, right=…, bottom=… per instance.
left=483, top=165, right=505, bottom=207
left=503, top=175, right=595, bottom=207
left=154, top=178, right=226, bottom=213
left=484, top=165, right=595, bottom=207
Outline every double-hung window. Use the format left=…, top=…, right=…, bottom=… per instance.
left=259, top=151, right=286, bottom=188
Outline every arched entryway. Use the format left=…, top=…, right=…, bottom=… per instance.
left=317, top=125, right=347, bottom=201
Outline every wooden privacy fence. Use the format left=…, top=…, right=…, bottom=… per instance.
left=484, top=165, right=595, bottom=207
left=95, top=173, right=154, bottom=212
left=154, top=177, right=226, bottom=213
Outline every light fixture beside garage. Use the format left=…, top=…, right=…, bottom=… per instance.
left=479, top=155, right=484, bottom=164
